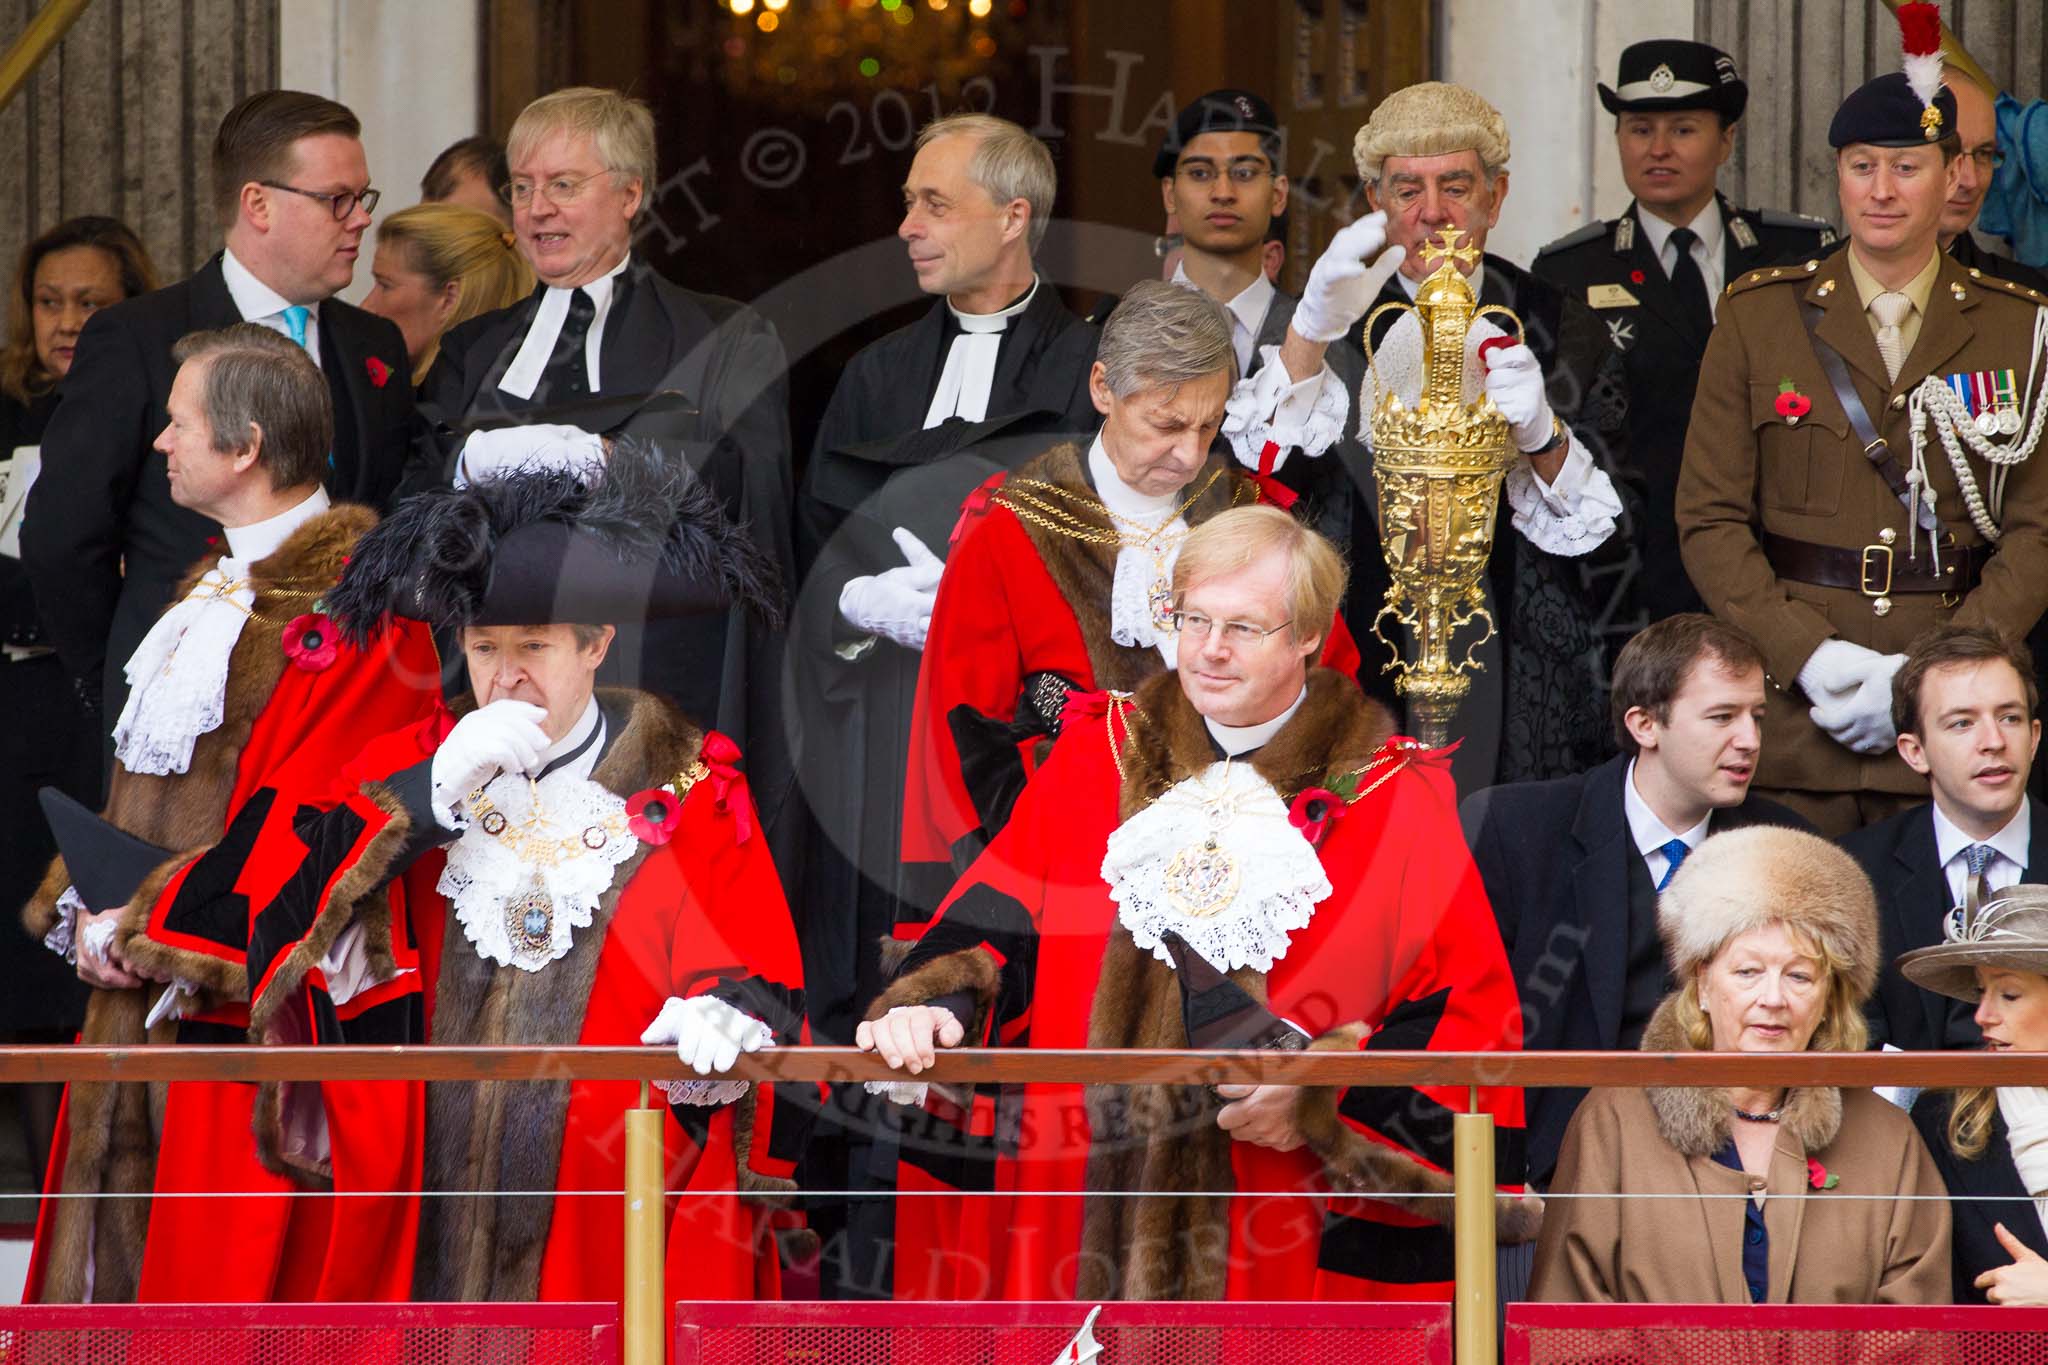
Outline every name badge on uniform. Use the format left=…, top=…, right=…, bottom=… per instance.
left=1587, top=284, right=1640, bottom=309
left=1946, top=368, right=2023, bottom=437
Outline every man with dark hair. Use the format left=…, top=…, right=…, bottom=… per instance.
left=421, top=134, right=511, bottom=225
left=1534, top=40, right=1835, bottom=622
left=22, top=90, right=413, bottom=737
left=1461, top=612, right=1806, bottom=1191
left=1849, top=624, right=2045, bottom=1052
left=1678, top=53, right=2048, bottom=837
left=19, top=323, right=441, bottom=1303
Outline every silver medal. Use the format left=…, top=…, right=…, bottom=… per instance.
left=1978, top=408, right=2002, bottom=436
left=2000, top=406, right=2023, bottom=436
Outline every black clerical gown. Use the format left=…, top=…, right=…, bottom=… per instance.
left=400, top=256, right=798, bottom=851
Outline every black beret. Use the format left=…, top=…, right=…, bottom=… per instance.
left=1153, top=88, right=1282, bottom=179
left=1599, top=39, right=1747, bottom=122
left=1829, top=72, right=1958, bottom=149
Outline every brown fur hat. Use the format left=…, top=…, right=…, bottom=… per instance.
left=1657, top=826, right=1880, bottom=1003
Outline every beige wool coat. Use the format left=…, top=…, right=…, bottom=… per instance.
left=1531, top=1001, right=1952, bottom=1304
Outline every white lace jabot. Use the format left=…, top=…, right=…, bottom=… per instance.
left=112, top=489, right=331, bottom=777
left=1101, top=760, right=1332, bottom=973
left=1089, top=435, right=1186, bottom=668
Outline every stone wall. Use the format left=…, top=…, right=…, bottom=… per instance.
left=0, top=0, right=278, bottom=289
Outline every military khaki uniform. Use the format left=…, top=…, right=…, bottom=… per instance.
left=1677, top=244, right=2048, bottom=813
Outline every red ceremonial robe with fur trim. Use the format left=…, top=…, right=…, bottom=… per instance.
left=222, top=690, right=813, bottom=1316
left=900, top=444, right=1363, bottom=883
left=872, top=668, right=1532, bottom=1302
left=19, top=505, right=442, bottom=1305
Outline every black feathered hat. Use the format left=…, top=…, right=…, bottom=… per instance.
left=327, top=434, right=784, bottom=642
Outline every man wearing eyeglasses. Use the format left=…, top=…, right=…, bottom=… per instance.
left=21, top=90, right=413, bottom=740
left=1941, top=68, right=2048, bottom=294
left=397, top=86, right=797, bottom=876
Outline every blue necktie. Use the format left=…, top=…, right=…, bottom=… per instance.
left=280, top=304, right=310, bottom=349
left=1655, top=838, right=1691, bottom=891
left=1965, top=843, right=1996, bottom=909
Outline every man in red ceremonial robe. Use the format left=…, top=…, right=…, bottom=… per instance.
left=863, top=504, right=1538, bottom=1300
left=21, top=324, right=440, bottom=1303
left=903, top=281, right=1362, bottom=885
left=228, top=439, right=814, bottom=1311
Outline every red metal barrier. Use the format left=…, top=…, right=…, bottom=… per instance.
left=1505, top=1303, right=2048, bottom=1363
left=674, top=1301, right=1452, bottom=1365
left=0, top=1302, right=620, bottom=1365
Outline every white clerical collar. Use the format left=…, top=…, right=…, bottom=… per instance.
left=1087, top=432, right=1178, bottom=521
left=1170, top=260, right=1274, bottom=372
left=1398, top=259, right=1487, bottom=299
left=1204, top=685, right=1307, bottom=757
left=1622, top=756, right=1711, bottom=859
left=948, top=276, right=1038, bottom=333
left=1932, top=796, right=2031, bottom=876
left=533, top=696, right=605, bottom=782
left=1637, top=197, right=1725, bottom=271
left=223, top=487, right=329, bottom=564
left=497, top=252, right=631, bottom=401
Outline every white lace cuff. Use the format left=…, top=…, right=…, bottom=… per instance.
left=1222, top=348, right=1349, bottom=472
left=44, top=885, right=84, bottom=962
left=864, top=1079, right=931, bottom=1107
left=145, top=979, right=203, bottom=1029
left=1504, top=433, right=1622, bottom=557
left=662, top=1077, right=754, bottom=1107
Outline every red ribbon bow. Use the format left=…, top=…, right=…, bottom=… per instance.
left=1057, top=687, right=1110, bottom=729
left=949, top=471, right=1011, bottom=550
left=700, top=731, right=753, bottom=844
left=1248, top=441, right=1298, bottom=510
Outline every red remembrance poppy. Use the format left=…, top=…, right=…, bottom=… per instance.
left=1774, top=378, right=1812, bottom=420
left=1629, top=269, right=1646, bottom=285
left=280, top=613, right=338, bottom=671
left=626, top=788, right=682, bottom=845
left=1288, top=786, right=1345, bottom=848
left=365, top=355, right=393, bottom=388
left=1806, top=1156, right=1839, bottom=1190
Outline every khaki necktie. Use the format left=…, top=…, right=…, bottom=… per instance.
left=1871, top=290, right=1914, bottom=383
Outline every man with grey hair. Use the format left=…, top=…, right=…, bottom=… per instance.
left=1340, top=80, right=1640, bottom=791
left=901, top=280, right=1359, bottom=889
left=392, top=85, right=798, bottom=873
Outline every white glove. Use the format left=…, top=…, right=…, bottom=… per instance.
left=1481, top=344, right=1560, bottom=454
left=1795, top=638, right=1886, bottom=704
left=641, top=994, right=773, bottom=1075
left=1810, top=652, right=1907, bottom=754
left=838, top=527, right=946, bottom=651
left=429, top=699, right=551, bottom=827
left=1289, top=211, right=1409, bottom=344
left=455, top=423, right=605, bottom=488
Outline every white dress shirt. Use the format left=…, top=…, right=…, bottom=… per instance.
left=1622, top=757, right=1711, bottom=888
left=222, top=247, right=321, bottom=366
left=1933, top=798, right=2031, bottom=908
left=1205, top=685, right=1307, bottom=757
left=1636, top=198, right=1727, bottom=321
left=497, top=253, right=631, bottom=400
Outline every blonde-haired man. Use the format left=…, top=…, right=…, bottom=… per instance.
left=861, top=504, right=1529, bottom=1302
left=396, top=86, right=797, bottom=858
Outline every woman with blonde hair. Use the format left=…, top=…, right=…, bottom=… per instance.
left=1533, top=824, right=1951, bottom=1303
left=363, top=201, right=533, bottom=384
left=1903, top=888, right=2048, bottom=1303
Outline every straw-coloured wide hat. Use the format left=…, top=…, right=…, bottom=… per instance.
left=1898, top=884, right=2048, bottom=1002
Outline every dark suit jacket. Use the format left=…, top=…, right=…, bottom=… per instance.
left=1951, top=229, right=2048, bottom=295
left=1461, top=751, right=1809, bottom=1184
left=1848, top=800, right=2048, bottom=1052
left=1912, top=1088, right=2048, bottom=1303
left=19, top=254, right=413, bottom=716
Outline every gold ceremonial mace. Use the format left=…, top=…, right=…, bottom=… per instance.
left=1361, top=226, right=1525, bottom=748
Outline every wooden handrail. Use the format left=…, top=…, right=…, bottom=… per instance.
left=0, top=0, right=90, bottom=112
left=4, top=1044, right=2046, bottom=1087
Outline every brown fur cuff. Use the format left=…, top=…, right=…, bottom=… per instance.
left=23, top=855, right=72, bottom=940
left=864, top=945, right=1001, bottom=1045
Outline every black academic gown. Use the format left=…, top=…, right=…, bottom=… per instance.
left=20, top=255, right=414, bottom=726
left=1533, top=197, right=1837, bottom=621
left=401, top=257, right=798, bottom=847
left=1460, top=752, right=1809, bottom=1185
left=1344, top=255, right=1645, bottom=785
left=1849, top=800, right=2048, bottom=1051
left=1912, top=1089, right=2048, bottom=1304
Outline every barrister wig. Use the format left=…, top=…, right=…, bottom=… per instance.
left=1657, top=826, right=1881, bottom=1005
left=1352, top=81, right=1511, bottom=184
left=327, top=433, right=784, bottom=641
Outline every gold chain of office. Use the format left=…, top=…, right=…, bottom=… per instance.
left=992, top=467, right=1230, bottom=549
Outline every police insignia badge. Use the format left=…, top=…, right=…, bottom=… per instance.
left=1649, top=63, right=1677, bottom=93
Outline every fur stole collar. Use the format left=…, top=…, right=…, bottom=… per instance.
left=1640, top=994, right=1843, bottom=1158
left=997, top=441, right=1250, bottom=694
left=1116, top=666, right=1394, bottom=820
